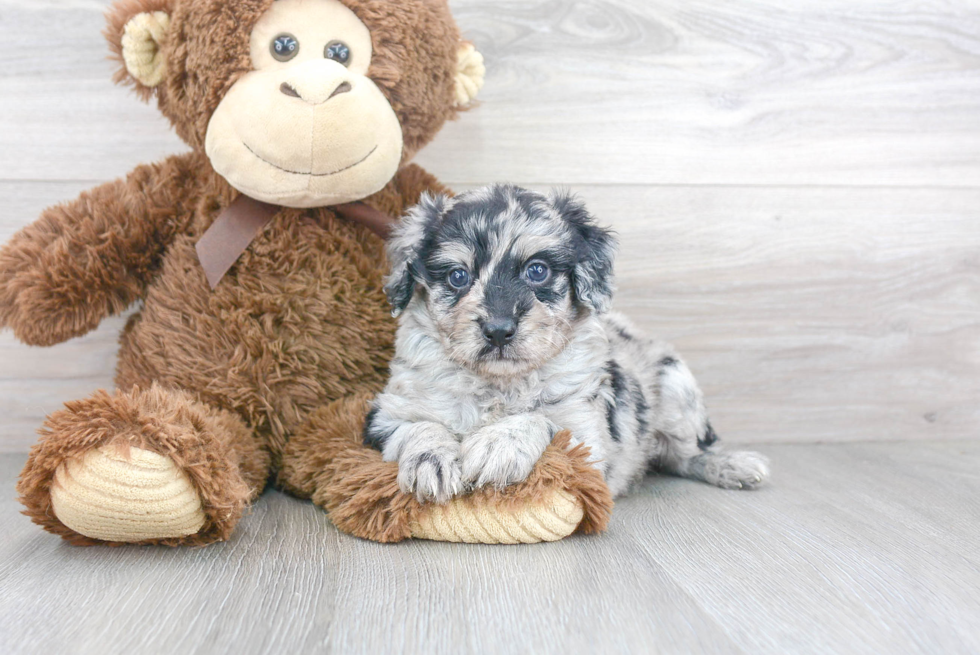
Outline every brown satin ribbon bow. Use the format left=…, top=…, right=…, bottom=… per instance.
left=194, top=195, right=397, bottom=289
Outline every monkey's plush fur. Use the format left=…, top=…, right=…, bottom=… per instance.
left=366, top=185, right=770, bottom=503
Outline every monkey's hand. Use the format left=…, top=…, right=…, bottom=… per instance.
left=0, top=156, right=197, bottom=346
left=0, top=224, right=135, bottom=346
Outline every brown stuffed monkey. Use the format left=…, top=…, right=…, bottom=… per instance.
left=2, top=0, right=612, bottom=547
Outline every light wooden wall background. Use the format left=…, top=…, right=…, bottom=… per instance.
left=0, top=0, right=977, bottom=451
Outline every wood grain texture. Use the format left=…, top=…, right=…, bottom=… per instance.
left=1, top=0, right=979, bottom=185
left=2, top=442, right=979, bottom=655
left=423, top=0, right=980, bottom=186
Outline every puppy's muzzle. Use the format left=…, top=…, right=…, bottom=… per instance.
left=481, top=317, right=517, bottom=348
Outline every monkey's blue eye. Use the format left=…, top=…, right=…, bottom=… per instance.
left=271, top=34, right=299, bottom=62
left=525, top=261, right=550, bottom=284
left=448, top=268, right=470, bottom=289
left=324, top=40, right=351, bottom=66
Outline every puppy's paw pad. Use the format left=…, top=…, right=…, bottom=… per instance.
left=398, top=451, right=462, bottom=504
left=705, top=451, right=770, bottom=490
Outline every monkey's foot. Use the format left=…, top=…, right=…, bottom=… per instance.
left=51, top=445, right=206, bottom=543
left=18, top=385, right=270, bottom=546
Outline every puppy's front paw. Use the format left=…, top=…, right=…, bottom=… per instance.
left=460, top=418, right=552, bottom=490
left=398, top=450, right=462, bottom=504
left=396, top=424, right=462, bottom=504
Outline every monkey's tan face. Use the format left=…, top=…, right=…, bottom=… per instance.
left=205, top=0, right=403, bottom=208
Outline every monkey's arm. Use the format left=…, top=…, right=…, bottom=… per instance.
left=0, top=153, right=201, bottom=346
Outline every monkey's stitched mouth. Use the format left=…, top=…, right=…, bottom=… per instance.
left=243, top=143, right=378, bottom=177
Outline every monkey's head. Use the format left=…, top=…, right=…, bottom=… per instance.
left=106, top=0, right=484, bottom=207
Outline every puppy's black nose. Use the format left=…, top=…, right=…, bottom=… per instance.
left=482, top=318, right=517, bottom=348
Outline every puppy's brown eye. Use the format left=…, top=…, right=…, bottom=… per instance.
left=525, top=261, right=550, bottom=284
left=448, top=268, right=470, bottom=289
left=324, top=40, right=351, bottom=66
left=271, top=34, right=299, bottom=62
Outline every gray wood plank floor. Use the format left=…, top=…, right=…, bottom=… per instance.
left=2, top=442, right=979, bottom=655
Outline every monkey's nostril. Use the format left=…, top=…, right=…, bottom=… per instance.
left=279, top=82, right=301, bottom=98
left=328, top=81, right=352, bottom=100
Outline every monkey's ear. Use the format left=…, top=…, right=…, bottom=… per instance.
left=454, top=42, right=485, bottom=107
left=549, top=190, right=618, bottom=314
left=106, top=0, right=174, bottom=98
left=384, top=193, right=454, bottom=316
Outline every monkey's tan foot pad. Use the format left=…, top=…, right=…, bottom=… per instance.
left=50, top=446, right=206, bottom=543
left=409, top=488, right=584, bottom=544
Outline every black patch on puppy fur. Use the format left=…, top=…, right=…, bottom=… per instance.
left=385, top=263, right=418, bottom=315
left=606, top=402, right=621, bottom=443
left=417, top=452, right=444, bottom=485
left=605, top=360, right=626, bottom=442
left=549, top=191, right=617, bottom=312
left=483, top=261, right=534, bottom=322
left=385, top=193, right=453, bottom=315
left=607, top=360, right=626, bottom=398
left=529, top=271, right=570, bottom=307
left=362, top=406, right=392, bottom=450
left=631, top=377, right=651, bottom=439
left=605, top=359, right=652, bottom=443
left=698, top=421, right=719, bottom=450
left=659, top=356, right=678, bottom=367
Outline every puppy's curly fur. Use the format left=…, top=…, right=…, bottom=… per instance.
left=365, top=184, right=770, bottom=503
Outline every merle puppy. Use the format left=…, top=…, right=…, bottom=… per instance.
left=364, top=184, right=770, bottom=503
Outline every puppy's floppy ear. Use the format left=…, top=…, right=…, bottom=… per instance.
left=549, top=190, right=618, bottom=314
left=385, top=192, right=454, bottom=316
